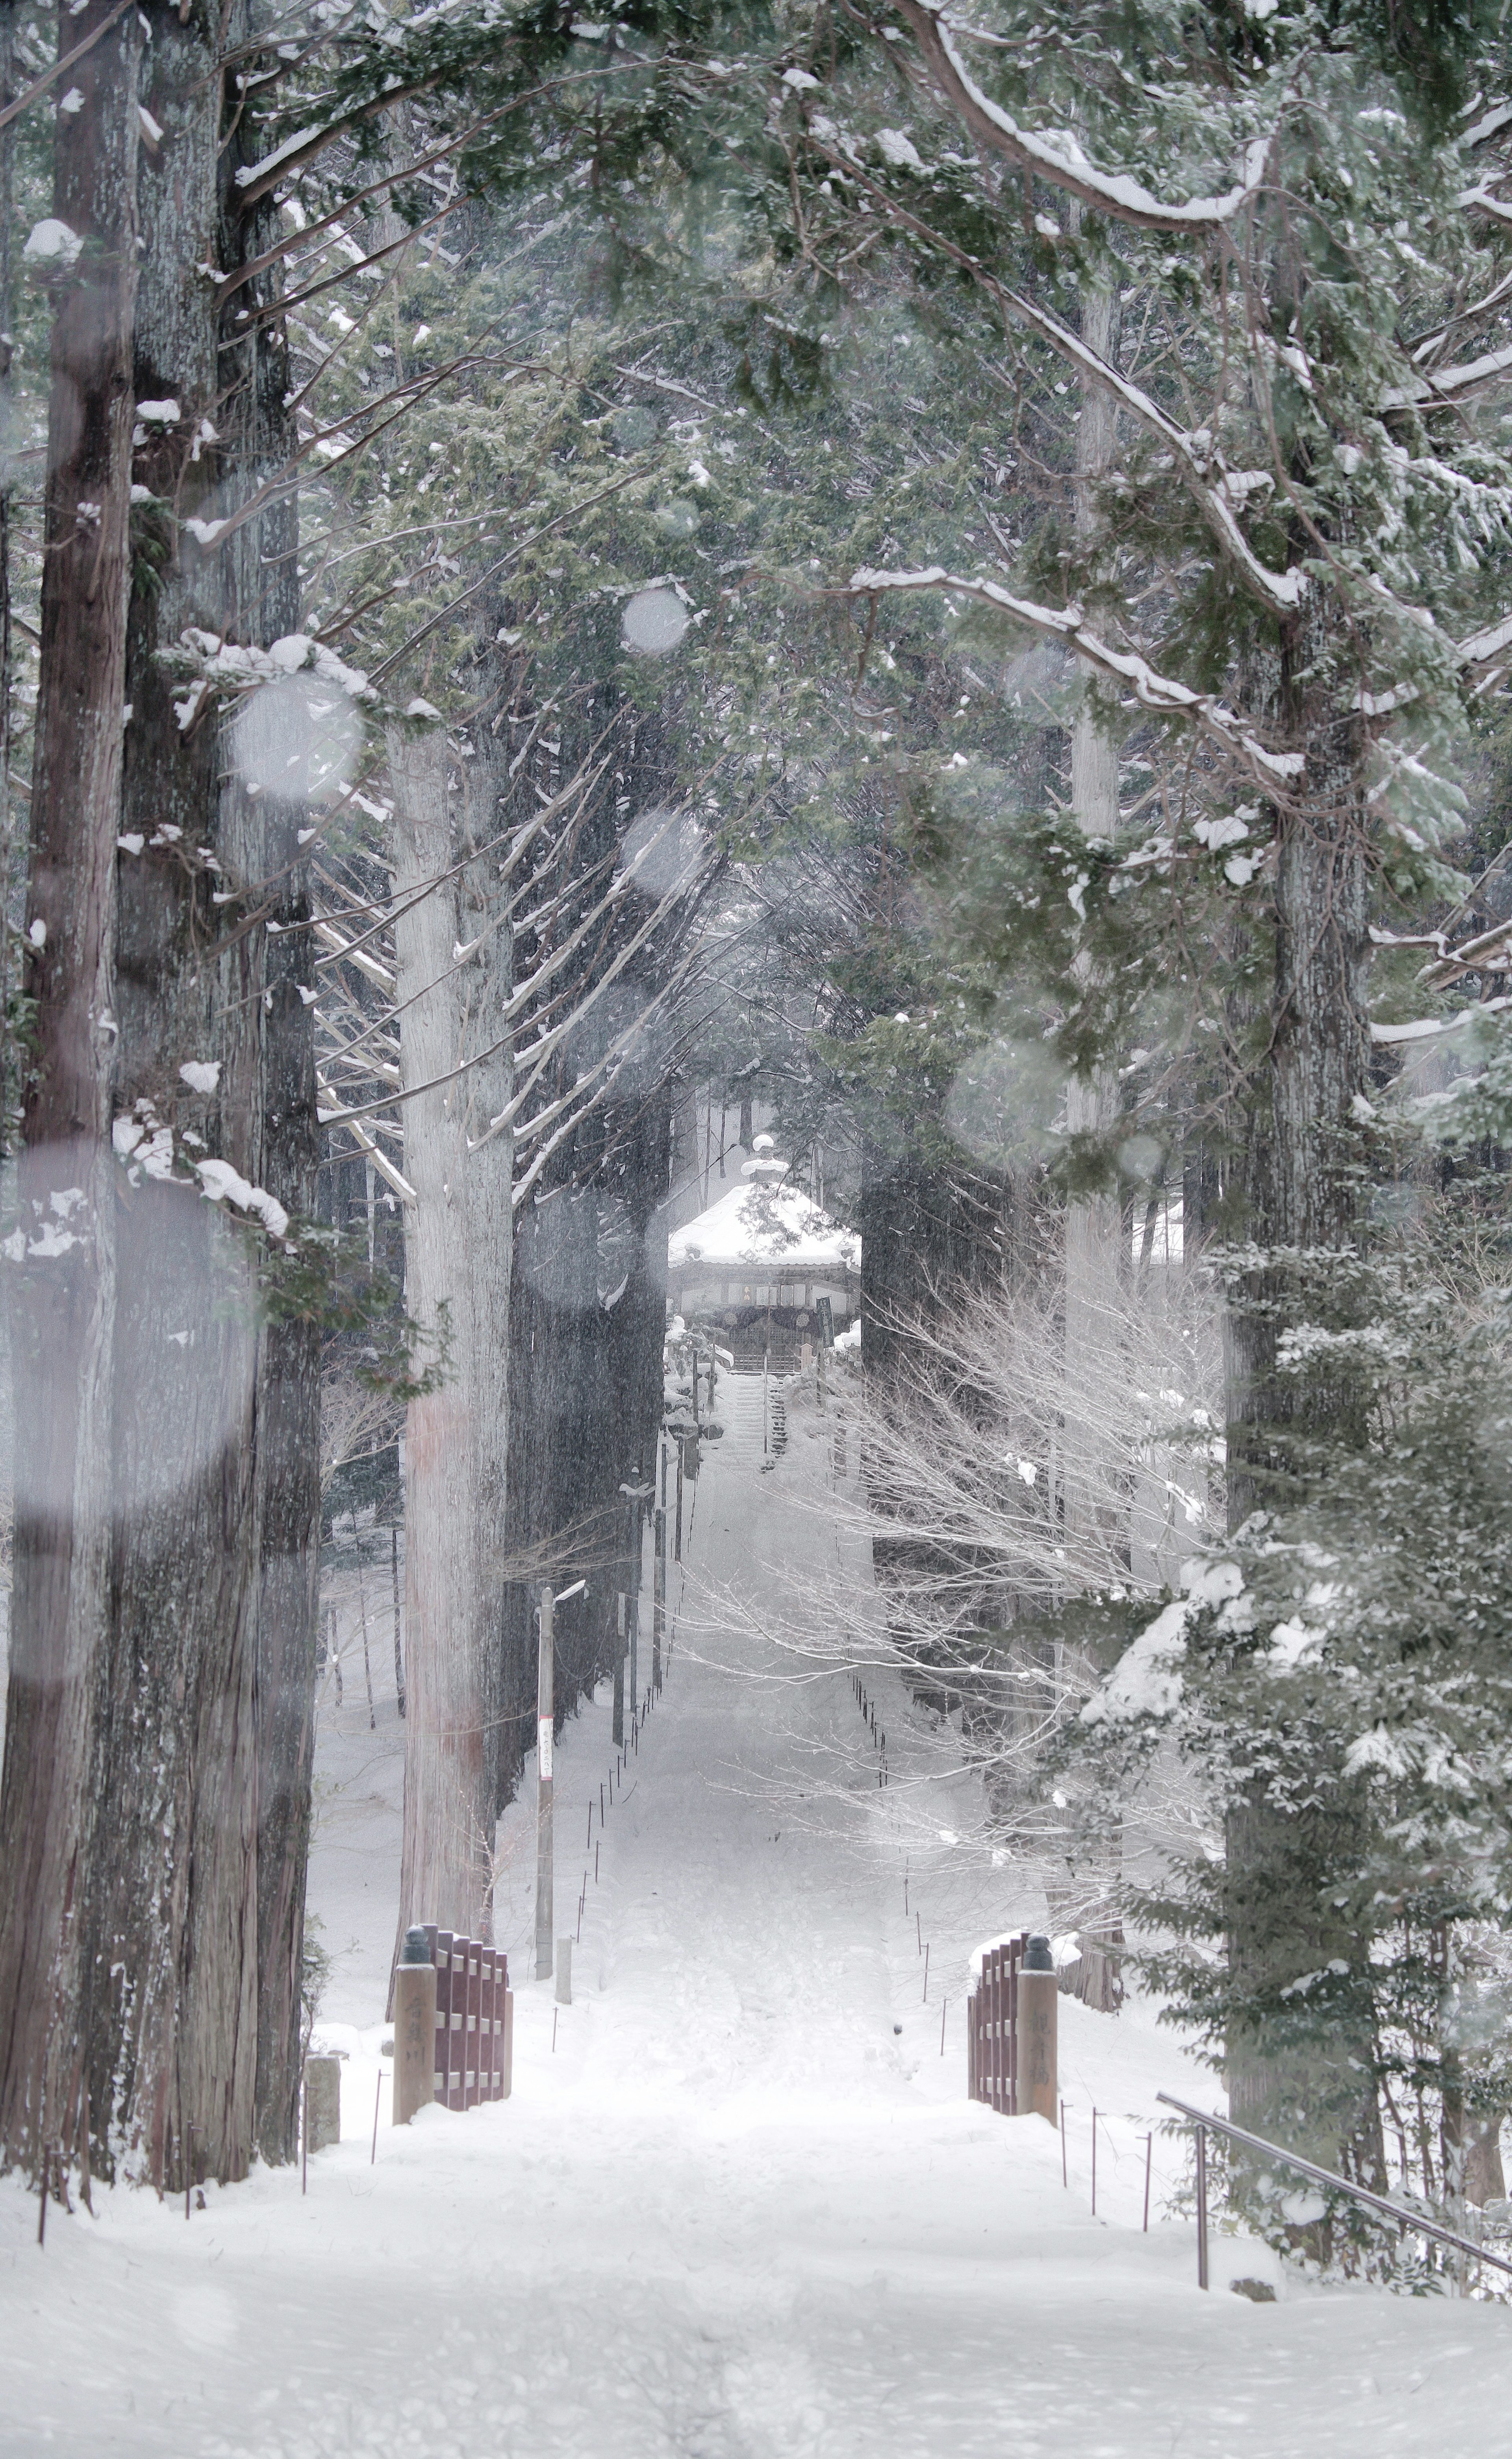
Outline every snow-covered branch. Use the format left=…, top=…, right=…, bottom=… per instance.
left=822, top=157, right=1305, bottom=616
left=893, top=0, right=1280, bottom=234
left=842, top=565, right=1306, bottom=795
left=322, top=1099, right=418, bottom=1205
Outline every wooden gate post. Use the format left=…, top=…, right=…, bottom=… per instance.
left=1016, top=1933, right=1058, bottom=2124
left=393, top=1927, right=437, bottom=2124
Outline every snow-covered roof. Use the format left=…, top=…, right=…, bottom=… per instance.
left=668, top=1144, right=860, bottom=1283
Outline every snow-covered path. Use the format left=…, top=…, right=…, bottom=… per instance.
left=5, top=1373, right=1512, bottom=2455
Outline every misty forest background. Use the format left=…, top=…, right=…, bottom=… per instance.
left=3, top=0, right=1512, bottom=2283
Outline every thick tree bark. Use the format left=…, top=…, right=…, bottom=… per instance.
left=72, top=0, right=318, bottom=2187
left=82, top=0, right=258, bottom=2198
left=460, top=756, right=513, bottom=1824
left=506, top=1164, right=604, bottom=1761
left=228, top=86, right=321, bottom=2177
left=0, top=3, right=17, bottom=1118
left=1062, top=280, right=1123, bottom=1556
left=1222, top=637, right=1380, bottom=2181
left=859, top=1131, right=1016, bottom=1382
left=0, top=0, right=141, bottom=2179
left=391, top=726, right=491, bottom=1942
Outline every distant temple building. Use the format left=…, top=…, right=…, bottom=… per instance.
left=666, top=1137, right=860, bottom=1369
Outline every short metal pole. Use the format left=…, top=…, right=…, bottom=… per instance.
left=939, top=1998, right=947, bottom=2056
left=37, top=2147, right=48, bottom=2247
left=1060, top=2099, right=1068, bottom=2187
left=613, top=1592, right=625, bottom=1748
left=1144, top=2132, right=1153, bottom=2231
left=1195, top=2124, right=1209, bottom=2289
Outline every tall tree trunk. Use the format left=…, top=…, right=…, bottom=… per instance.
left=1222, top=624, right=1380, bottom=2181
left=391, top=726, right=490, bottom=1942
left=0, top=0, right=141, bottom=2176
left=1062, top=278, right=1123, bottom=1555
left=69, top=1, right=318, bottom=2189
left=87, top=0, right=258, bottom=2198
left=226, top=55, right=322, bottom=2174
left=0, top=0, right=18, bottom=1129
left=460, top=753, right=512, bottom=1823
left=506, top=1158, right=602, bottom=1756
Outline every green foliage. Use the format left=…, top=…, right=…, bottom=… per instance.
left=299, top=1913, right=333, bottom=2066
left=1073, top=1238, right=1512, bottom=2261
left=265, top=1229, right=451, bottom=1409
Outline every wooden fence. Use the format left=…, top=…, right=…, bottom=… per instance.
left=966, top=1931, right=1028, bottom=2113
left=421, top=1925, right=511, bottom=2108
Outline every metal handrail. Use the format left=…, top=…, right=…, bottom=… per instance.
left=1156, top=2091, right=1512, bottom=2286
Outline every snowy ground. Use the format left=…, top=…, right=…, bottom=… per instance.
left=5, top=1369, right=1512, bottom=2454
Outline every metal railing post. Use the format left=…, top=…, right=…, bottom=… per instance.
left=1158, top=2090, right=1512, bottom=2288
left=1195, top=2124, right=1209, bottom=2289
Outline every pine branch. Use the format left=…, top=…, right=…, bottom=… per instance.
left=892, top=0, right=1282, bottom=235
left=840, top=564, right=1306, bottom=797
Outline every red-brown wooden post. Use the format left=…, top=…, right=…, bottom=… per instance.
left=474, top=1942, right=485, bottom=2103
left=433, top=1929, right=453, bottom=2108
left=1000, top=1947, right=1012, bottom=2112
left=495, top=1953, right=507, bottom=2098
left=465, top=1940, right=481, bottom=2109
left=480, top=1949, right=495, bottom=2100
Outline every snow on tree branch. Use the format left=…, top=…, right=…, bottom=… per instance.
left=843, top=565, right=1305, bottom=795
left=822, top=153, right=1306, bottom=616
left=893, top=0, right=1281, bottom=234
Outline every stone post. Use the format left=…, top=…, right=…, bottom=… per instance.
left=303, top=2055, right=342, bottom=2153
